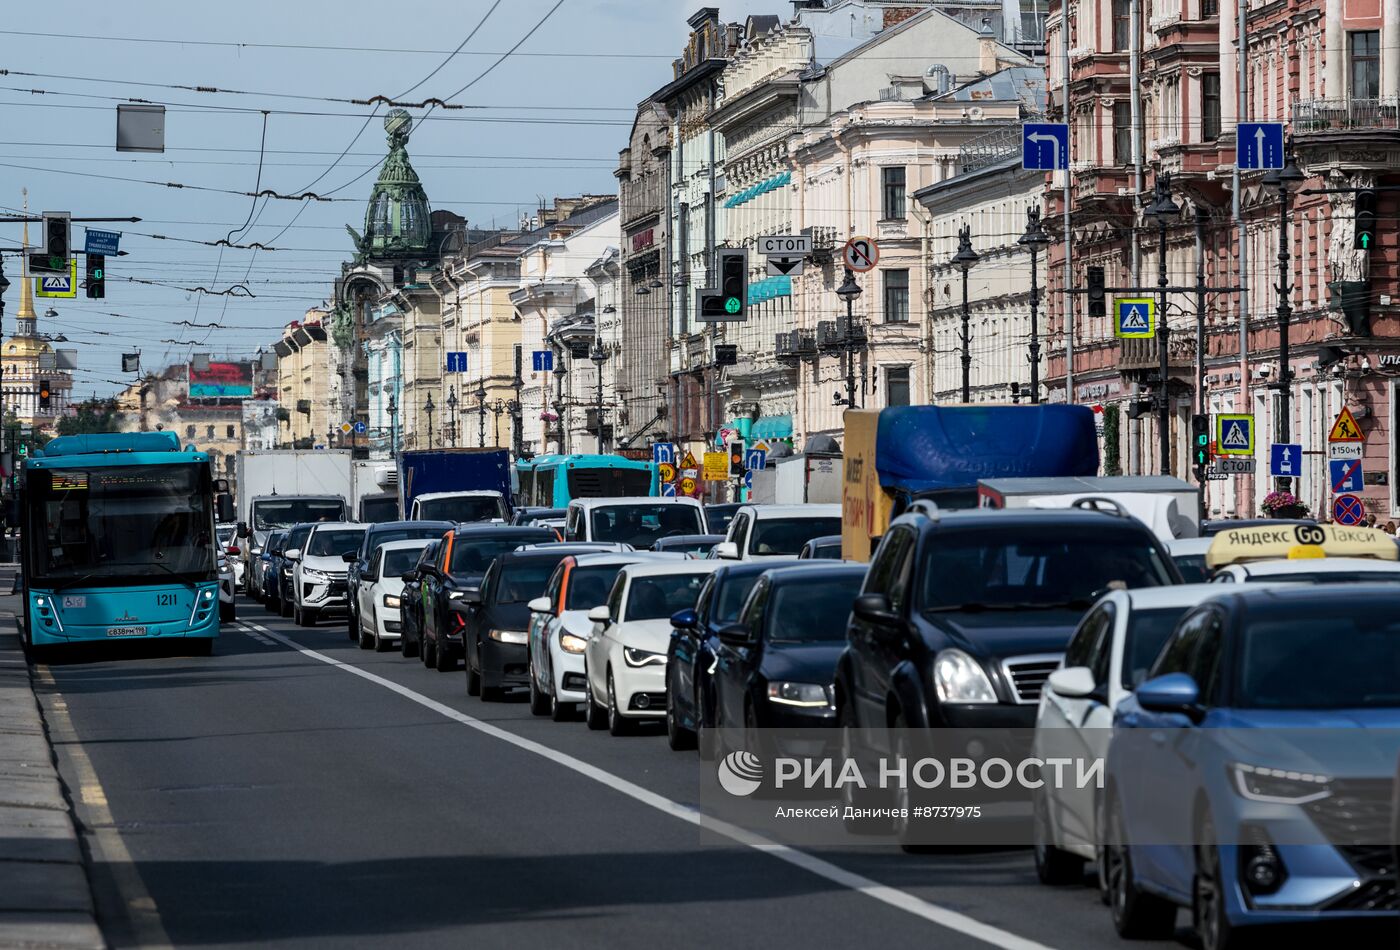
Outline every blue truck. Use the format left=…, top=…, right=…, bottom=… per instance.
left=398, top=448, right=513, bottom=523
left=841, top=404, right=1100, bottom=561
left=19, top=432, right=232, bottom=655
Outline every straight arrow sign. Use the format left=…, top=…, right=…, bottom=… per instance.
left=766, top=257, right=803, bottom=277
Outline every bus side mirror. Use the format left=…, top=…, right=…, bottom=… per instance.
left=213, top=478, right=230, bottom=494
left=216, top=495, right=235, bottom=523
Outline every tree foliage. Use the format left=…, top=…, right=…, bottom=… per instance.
left=55, top=399, right=121, bottom=436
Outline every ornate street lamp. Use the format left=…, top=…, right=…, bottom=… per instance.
left=424, top=393, right=436, bottom=450
left=951, top=225, right=979, bottom=402
left=1262, top=143, right=1306, bottom=491
left=1018, top=207, right=1051, bottom=405
left=590, top=342, right=608, bottom=455
left=1146, top=176, right=1181, bottom=475
left=386, top=393, right=398, bottom=460
left=446, top=386, right=458, bottom=447
left=476, top=385, right=487, bottom=447
left=834, top=269, right=863, bottom=408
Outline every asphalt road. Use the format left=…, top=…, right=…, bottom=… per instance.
left=32, top=592, right=1191, bottom=950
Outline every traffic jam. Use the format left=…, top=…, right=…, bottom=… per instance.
left=25, top=403, right=1398, bottom=950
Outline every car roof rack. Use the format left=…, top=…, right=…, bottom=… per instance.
left=906, top=499, right=941, bottom=521
left=1070, top=496, right=1128, bottom=517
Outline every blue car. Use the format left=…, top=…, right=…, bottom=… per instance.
left=1105, top=585, right=1400, bottom=950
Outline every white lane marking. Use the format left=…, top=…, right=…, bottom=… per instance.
left=230, top=622, right=275, bottom=645
left=35, top=665, right=175, bottom=950
left=239, top=619, right=1058, bottom=950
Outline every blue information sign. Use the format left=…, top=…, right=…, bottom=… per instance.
left=1329, top=457, right=1363, bottom=494
left=1236, top=122, right=1285, bottom=170
left=445, top=351, right=469, bottom=373
left=532, top=350, right=554, bottom=372
left=84, top=228, right=121, bottom=256
left=1021, top=123, right=1069, bottom=171
left=1269, top=443, right=1301, bottom=478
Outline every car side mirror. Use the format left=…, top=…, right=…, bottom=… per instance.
left=1047, top=666, right=1098, bottom=700
left=670, top=608, right=698, bottom=630
left=717, top=623, right=751, bottom=646
left=462, top=588, right=483, bottom=606
left=714, top=541, right=740, bottom=560
left=400, top=572, right=417, bottom=584
left=528, top=596, right=553, bottom=615
left=1135, top=672, right=1202, bottom=720
left=853, top=592, right=901, bottom=628
left=236, top=522, right=249, bottom=538
left=284, top=548, right=302, bottom=561
left=341, top=551, right=357, bottom=563
left=587, top=605, right=611, bottom=626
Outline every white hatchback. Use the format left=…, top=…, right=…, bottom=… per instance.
left=583, top=560, right=722, bottom=736
left=356, top=539, right=433, bottom=651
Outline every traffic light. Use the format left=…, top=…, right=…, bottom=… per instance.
left=714, top=343, right=737, bottom=367
left=717, top=248, right=747, bottom=320
left=727, top=439, right=746, bottom=478
left=1087, top=265, right=1106, bottom=318
left=1354, top=189, right=1377, bottom=252
left=86, top=253, right=105, bottom=299
left=1191, top=414, right=1210, bottom=467
left=38, top=380, right=51, bottom=410
left=41, top=212, right=69, bottom=271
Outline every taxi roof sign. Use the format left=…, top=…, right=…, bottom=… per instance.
left=1205, top=523, right=1398, bottom=569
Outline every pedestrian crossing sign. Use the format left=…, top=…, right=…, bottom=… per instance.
left=1114, top=298, right=1155, bottom=339
left=1215, top=413, right=1255, bottom=456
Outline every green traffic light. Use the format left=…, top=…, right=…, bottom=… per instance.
left=724, top=297, right=741, bottom=314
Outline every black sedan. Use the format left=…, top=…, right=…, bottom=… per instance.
left=650, top=534, right=725, bottom=557
left=711, top=563, right=867, bottom=736
left=798, top=535, right=843, bottom=559
left=397, top=540, right=441, bottom=659
left=461, top=547, right=583, bottom=700
left=511, top=506, right=567, bottom=528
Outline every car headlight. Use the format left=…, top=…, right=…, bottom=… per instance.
left=382, top=594, right=401, bottom=609
left=1230, top=763, right=1332, bottom=805
left=488, top=629, right=527, bottom=644
left=303, top=568, right=329, bottom=581
left=933, top=648, right=998, bottom=704
left=623, top=646, right=666, bottom=668
left=767, top=681, right=832, bottom=708
left=559, top=632, right=588, bottom=654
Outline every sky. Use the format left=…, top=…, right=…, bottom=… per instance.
left=4, top=0, right=776, bottom=398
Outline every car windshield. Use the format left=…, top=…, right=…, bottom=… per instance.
left=919, top=527, right=1174, bottom=610
left=253, top=498, right=344, bottom=530
left=367, top=526, right=449, bottom=558
left=359, top=496, right=399, bottom=523
left=495, top=560, right=565, bottom=605
left=307, top=528, right=366, bottom=558
left=768, top=576, right=865, bottom=642
left=416, top=496, right=504, bottom=524
left=749, top=517, right=842, bottom=556
left=284, top=524, right=314, bottom=554
left=625, top=572, right=710, bottom=620
left=1122, top=607, right=1192, bottom=689
left=450, top=537, right=539, bottom=576
left=565, top=565, right=626, bottom=610
left=1172, top=554, right=1210, bottom=583
left=1237, top=612, right=1400, bottom=709
left=706, top=506, right=739, bottom=534
left=25, top=463, right=216, bottom=584
left=714, top=573, right=763, bottom=625
left=589, top=504, right=703, bottom=547
left=381, top=546, right=429, bottom=578
left=805, top=540, right=842, bottom=559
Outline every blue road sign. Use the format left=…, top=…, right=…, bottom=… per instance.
left=1114, top=298, right=1154, bottom=338
left=1270, top=443, right=1301, bottom=478
left=353, top=421, right=367, bottom=434
left=660, top=481, right=677, bottom=498
left=445, top=351, right=468, bottom=373
left=531, top=350, right=554, bottom=372
left=1333, top=493, right=1365, bottom=526
left=1329, top=456, right=1364, bottom=494
left=1021, top=123, right=1069, bottom=171
left=652, top=442, right=676, bottom=466
left=743, top=470, right=754, bottom=491
left=745, top=448, right=767, bottom=472
left=1236, top=122, right=1285, bottom=170
left=84, top=228, right=121, bottom=256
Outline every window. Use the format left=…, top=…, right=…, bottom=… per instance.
left=206, top=425, right=215, bottom=439
left=1112, top=0, right=1131, bottom=50
left=1200, top=0, right=1217, bottom=16
left=881, top=166, right=906, bottom=220
left=886, top=366, right=911, bottom=407
left=1350, top=31, right=1380, bottom=100
left=185, top=424, right=196, bottom=438
left=1112, top=101, right=1132, bottom=165
left=883, top=269, right=910, bottom=323
left=226, top=425, right=236, bottom=438
left=1201, top=73, right=1221, bottom=140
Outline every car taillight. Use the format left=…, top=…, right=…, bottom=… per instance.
left=452, top=613, right=466, bottom=632
left=227, top=545, right=241, bottom=555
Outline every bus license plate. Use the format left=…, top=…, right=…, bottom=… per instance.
left=105, top=626, right=147, bottom=638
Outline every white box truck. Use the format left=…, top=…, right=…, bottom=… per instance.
left=233, top=450, right=354, bottom=591
left=750, top=453, right=843, bottom=505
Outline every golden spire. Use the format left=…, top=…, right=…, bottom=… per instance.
left=16, top=187, right=34, bottom=320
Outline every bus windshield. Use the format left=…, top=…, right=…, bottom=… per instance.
left=27, top=463, right=216, bottom=585
left=253, top=498, right=345, bottom=530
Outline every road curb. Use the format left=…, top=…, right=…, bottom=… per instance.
left=0, top=617, right=105, bottom=950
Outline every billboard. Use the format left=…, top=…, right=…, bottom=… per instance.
left=189, top=361, right=254, bottom=399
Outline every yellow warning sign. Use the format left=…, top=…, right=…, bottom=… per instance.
left=680, top=450, right=699, bottom=470
left=1327, top=406, right=1363, bottom=443
left=702, top=452, right=730, bottom=482
left=657, top=462, right=676, bottom=484
left=679, top=476, right=697, bottom=496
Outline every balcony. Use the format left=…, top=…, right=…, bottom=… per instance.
left=1294, top=97, right=1399, bottom=132
left=1117, top=329, right=1196, bottom=375
left=817, top=318, right=866, bottom=353
left=803, top=226, right=838, bottom=263
left=1292, top=98, right=1400, bottom=168
left=774, top=329, right=816, bottom=365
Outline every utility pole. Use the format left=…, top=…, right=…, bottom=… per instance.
left=1263, top=141, right=1304, bottom=491
left=1194, top=211, right=1208, bottom=521
left=1147, top=176, right=1180, bottom=474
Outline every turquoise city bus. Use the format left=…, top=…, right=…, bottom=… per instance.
left=20, top=432, right=228, bottom=655
left=514, top=454, right=657, bottom=508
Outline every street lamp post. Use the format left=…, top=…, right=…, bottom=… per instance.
left=590, top=343, right=608, bottom=455
left=1147, top=176, right=1181, bottom=475
left=1018, top=208, right=1051, bottom=404
left=834, top=269, right=862, bottom=409
left=489, top=399, right=505, bottom=448
left=1262, top=141, right=1305, bottom=491
left=951, top=224, right=979, bottom=403
left=386, top=393, right=398, bottom=460
left=0, top=257, right=9, bottom=462
left=445, top=386, right=458, bottom=447
left=424, top=393, right=436, bottom=450
left=476, top=386, right=487, bottom=447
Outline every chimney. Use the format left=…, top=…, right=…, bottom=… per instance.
left=978, top=18, right=998, bottom=75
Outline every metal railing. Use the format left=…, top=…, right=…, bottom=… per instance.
left=958, top=123, right=1024, bottom=174
left=1292, top=97, right=1400, bottom=132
